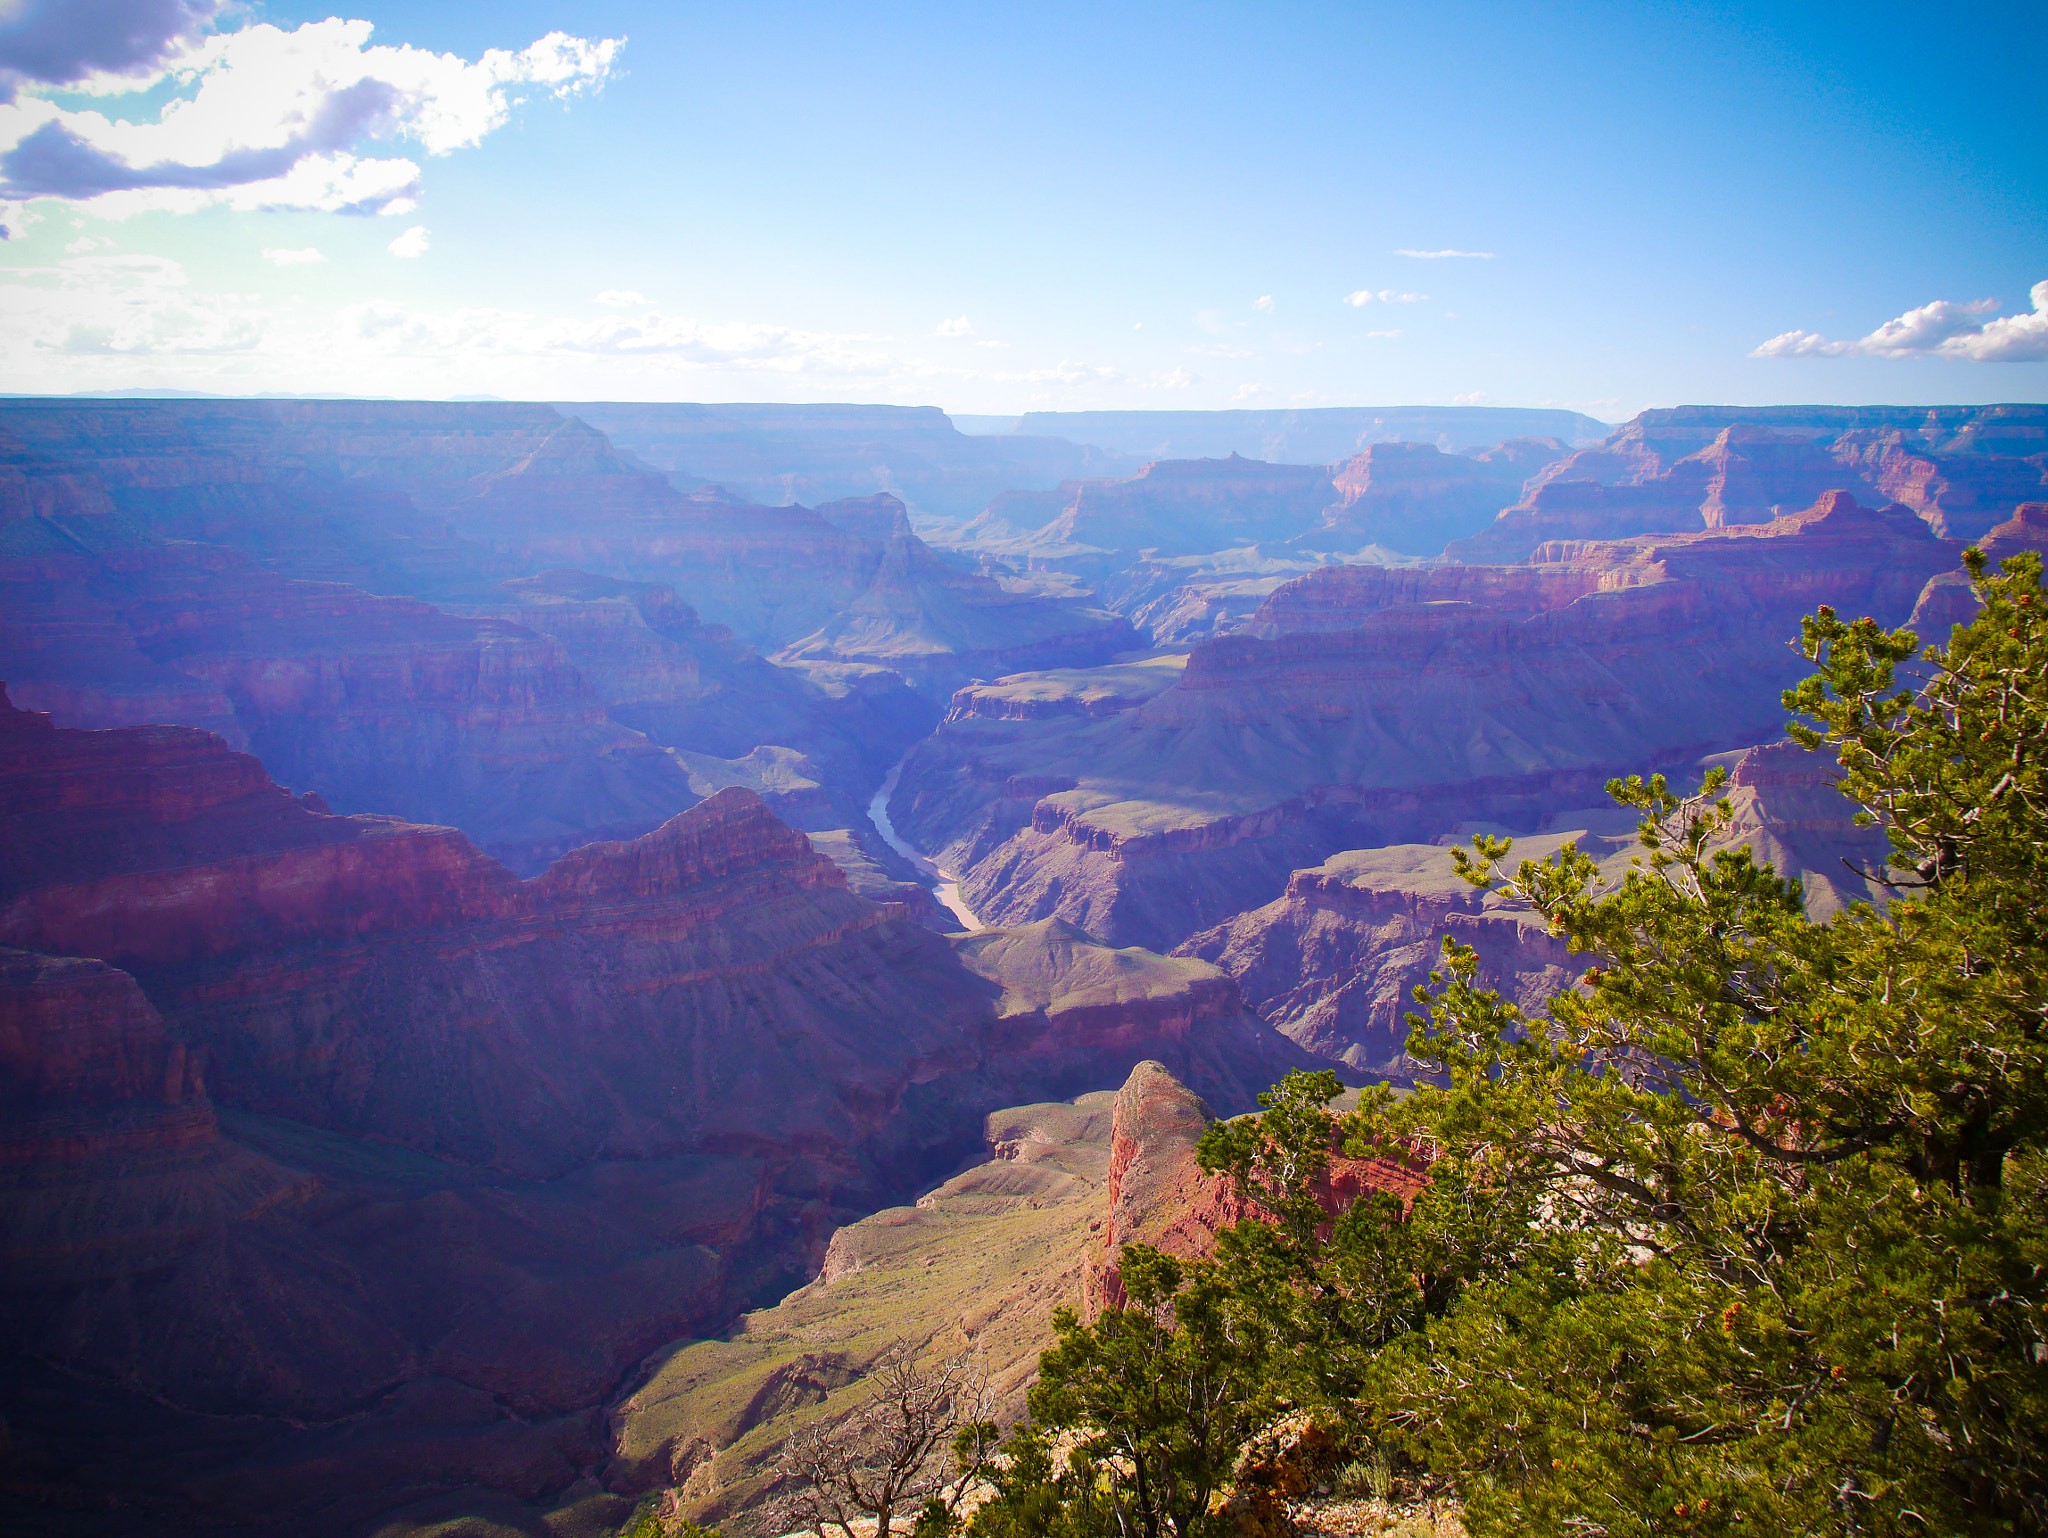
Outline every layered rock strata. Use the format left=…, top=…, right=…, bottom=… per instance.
left=1177, top=741, right=1892, bottom=1072
left=1457, top=405, right=2048, bottom=562
left=0, top=695, right=1313, bottom=1535
left=894, top=492, right=1954, bottom=954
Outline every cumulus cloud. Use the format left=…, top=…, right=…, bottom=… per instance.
left=1156, top=367, right=1195, bottom=389
left=0, top=0, right=226, bottom=94
left=935, top=315, right=971, bottom=336
left=64, top=233, right=113, bottom=252
left=594, top=290, right=647, bottom=307
left=387, top=224, right=427, bottom=257
left=1252, top=294, right=1273, bottom=313
left=1394, top=248, right=1494, bottom=259
left=263, top=245, right=323, bottom=265
left=0, top=16, right=621, bottom=218
left=1752, top=282, right=2048, bottom=363
left=1233, top=382, right=1266, bottom=400
left=1343, top=289, right=1426, bottom=306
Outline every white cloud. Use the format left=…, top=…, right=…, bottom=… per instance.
left=1453, top=391, right=1488, bottom=405
left=0, top=19, right=621, bottom=218
left=1252, top=294, right=1273, bottom=313
left=1394, top=248, right=1494, bottom=259
left=0, top=254, right=1140, bottom=400
left=1186, top=343, right=1251, bottom=359
left=1233, top=382, right=1266, bottom=401
left=64, top=234, right=115, bottom=252
left=935, top=315, right=972, bottom=336
left=262, top=246, right=324, bottom=265
left=594, top=289, right=647, bottom=307
left=387, top=224, right=428, bottom=258
left=1343, top=289, right=1426, bottom=306
left=1155, top=367, right=1195, bottom=389
left=0, top=251, right=265, bottom=356
left=1752, top=282, right=2048, bottom=362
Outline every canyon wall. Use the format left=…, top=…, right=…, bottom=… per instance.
left=895, top=492, right=1957, bottom=954
left=0, top=690, right=1312, bottom=1535
left=1177, top=741, right=1893, bottom=1073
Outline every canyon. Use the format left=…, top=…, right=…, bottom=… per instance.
left=0, top=689, right=1309, bottom=1534
left=2, top=397, right=2040, bottom=1538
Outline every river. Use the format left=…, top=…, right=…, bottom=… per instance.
left=866, top=756, right=985, bottom=932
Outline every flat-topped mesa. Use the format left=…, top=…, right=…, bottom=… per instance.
left=1449, top=425, right=1884, bottom=563
left=1240, top=562, right=1605, bottom=638
left=1171, top=493, right=1950, bottom=729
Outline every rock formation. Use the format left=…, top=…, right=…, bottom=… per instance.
left=1456, top=405, right=2048, bottom=562
left=1310, top=437, right=1565, bottom=555
left=1002, top=406, right=1612, bottom=462
left=602, top=1058, right=1415, bottom=1533
left=0, top=690, right=1312, bottom=1534
left=566, top=400, right=1137, bottom=525
left=893, top=492, right=1957, bottom=953
left=1906, top=502, right=2048, bottom=640
left=1177, top=741, right=1893, bottom=1072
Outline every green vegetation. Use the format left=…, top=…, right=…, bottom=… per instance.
left=968, top=551, right=2048, bottom=1536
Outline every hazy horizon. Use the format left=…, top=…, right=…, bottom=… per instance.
left=0, top=0, right=2040, bottom=415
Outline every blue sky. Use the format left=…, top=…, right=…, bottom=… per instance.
left=0, top=0, right=2040, bottom=417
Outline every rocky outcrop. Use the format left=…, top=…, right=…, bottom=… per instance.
left=1829, top=430, right=2048, bottom=541
left=607, top=1087, right=1124, bottom=1528
left=953, top=918, right=1318, bottom=1112
left=0, top=693, right=1319, bottom=1535
left=1311, top=438, right=1564, bottom=555
left=1083, top=1061, right=1428, bottom=1312
left=605, top=1057, right=1419, bottom=1533
left=1462, top=405, right=2048, bottom=562
left=0, top=502, right=701, bottom=873
left=1449, top=425, right=1885, bottom=563
left=895, top=492, right=1956, bottom=954
left=984, top=455, right=1337, bottom=559
left=1906, top=502, right=2048, bottom=641
left=1177, top=740, right=1892, bottom=1071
